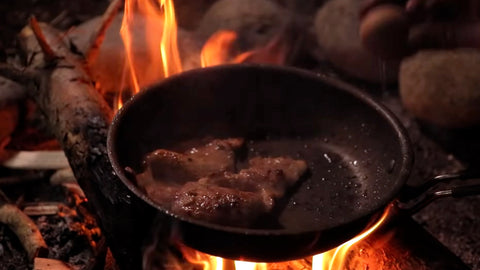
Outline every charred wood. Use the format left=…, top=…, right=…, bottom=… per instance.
left=0, top=203, right=48, bottom=261
left=0, top=12, right=157, bottom=270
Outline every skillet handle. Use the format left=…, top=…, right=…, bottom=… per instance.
left=399, top=171, right=480, bottom=201
left=450, top=184, right=480, bottom=198
left=398, top=174, right=480, bottom=213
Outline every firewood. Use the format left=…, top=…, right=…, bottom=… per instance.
left=61, top=182, right=86, bottom=199
left=50, top=167, right=76, bottom=185
left=2, top=12, right=157, bottom=270
left=0, top=203, right=48, bottom=261
left=29, top=17, right=57, bottom=61
left=34, top=258, right=72, bottom=270
left=2, top=150, right=69, bottom=170
left=85, top=0, right=123, bottom=64
left=68, top=13, right=203, bottom=97
left=0, top=64, right=36, bottom=86
left=23, top=203, right=60, bottom=216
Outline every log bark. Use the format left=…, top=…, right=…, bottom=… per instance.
left=0, top=203, right=48, bottom=261
left=14, top=20, right=156, bottom=270
left=34, top=258, right=72, bottom=270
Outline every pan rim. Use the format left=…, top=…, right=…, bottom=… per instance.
left=107, top=63, right=414, bottom=236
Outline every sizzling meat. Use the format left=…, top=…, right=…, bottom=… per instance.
left=171, top=181, right=272, bottom=226
left=134, top=138, right=308, bottom=227
left=135, top=138, right=244, bottom=188
left=172, top=157, right=308, bottom=226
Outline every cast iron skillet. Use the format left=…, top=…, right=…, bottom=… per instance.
left=107, top=64, right=414, bottom=261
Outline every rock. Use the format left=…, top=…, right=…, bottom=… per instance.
left=313, top=0, right=399, bottom=83
left=174, top=0, right=218, bottom=30
left=196, top=0, right=288, bottom=51
left=399, top=48, right=480, bottom=128
left=274, top=0, right=326, bottom=15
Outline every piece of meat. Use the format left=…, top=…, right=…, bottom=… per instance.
left=200, top=157, right=308, bottom=198
left=171, top=181, right=272, bottom=227
left=247, top=156, right=308, bottom=196
left=135, top=138, right=244, bottom=188
left=134, top=138, right=309, bottom=227
left=170, top=157, right=308, bottom=226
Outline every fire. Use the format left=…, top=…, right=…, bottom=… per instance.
left=176, top=207, right=391, bottom=270
left=312, top=207, right=390, bottom=270
left=118, top=0, right=288, bottom=111
left=119, top=0, right=387, bottom=268
left=119, top=0, right=241, bottom=107
left=120, top=0, right=182, bottom=95
left=200, top=30, right=254, bottom=67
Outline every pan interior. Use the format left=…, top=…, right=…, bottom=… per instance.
left=111, top=64, right=410, bottom=233
left=245, top=138, right=379, bottom=231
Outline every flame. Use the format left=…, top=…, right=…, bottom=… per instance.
left=120, top=0, right=182, bottom=96
left=200, top=29, right=289, bottom=68
left=176, top=206, right=391, bottom=270
left=200, top=30, right=253, bottom=67
left=117, top=0, right=290, bottom=111
left=312, top=206, right=391, bottom=270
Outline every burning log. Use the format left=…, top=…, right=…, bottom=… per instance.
left=67, top=12, right=203, bottom=100
left=34, top=258, right=72, bottom=270
left=2, top=150, right=69, bottom=170
left=0, top=7, right=156, bottom=270
left=23, top=203, right=60, bottom=216
left=0, top=203, right=48, bottom=261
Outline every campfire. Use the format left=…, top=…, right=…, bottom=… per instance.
left=139, top=207, right=391, bottom=270
left=0, top=0, right=480, bottom=270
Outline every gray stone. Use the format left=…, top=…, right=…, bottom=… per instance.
left=400, top=48, right=480, bottom=128
left=313, top=0, right=399, bottom=83
left=197, top=0, right=287, bottom=51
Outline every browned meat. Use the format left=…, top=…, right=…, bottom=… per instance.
left=248, top=157, right=308, bottom=184
left=134, top=138, right=308, bottom=227
left=171, top=181, right=272, bottom=226
left=200, top=157, right=308, bottom=199
left=170, top=157, right=308, bottom=226
left=135, top=138, right=244, bottom=189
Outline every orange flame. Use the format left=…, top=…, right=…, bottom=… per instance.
left=118, top=0, right=290, bottom=111
left=120, top=0, right=182, bottom=95
left=121, top=1, right=384, bottom=267
left=200, top=29, right=289, bottom=68
left=312, top=206, right=391, bottom=269
left=200, top=30, right=253, bottom=67
left=176, top=206, right=391, bottom=270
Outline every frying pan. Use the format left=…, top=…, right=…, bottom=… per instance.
left=107, top=64, right=477, bottom=262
